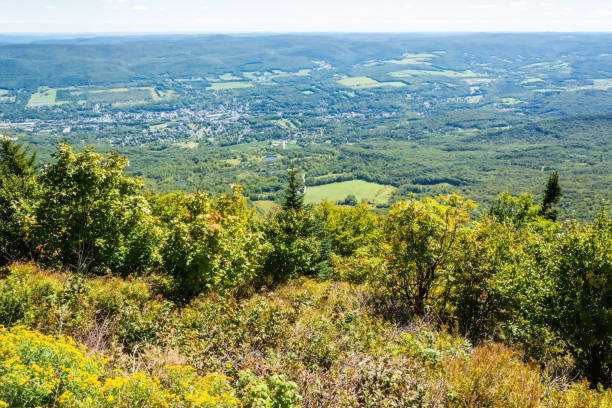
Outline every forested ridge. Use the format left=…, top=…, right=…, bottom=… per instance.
left=0, top=138, right=611, bottom=407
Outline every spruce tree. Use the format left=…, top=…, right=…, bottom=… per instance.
left=0, top=139, right=36, bottom=177
left=264, top=165, right=330, bottom=283
left=540, top=170, right=562, bottom=221
left=282, top=166, right=305, bottom=212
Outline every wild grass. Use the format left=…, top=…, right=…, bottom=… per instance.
left=304, top=180, right=396, bottom=204
left=1, top=264, right=610, bottom=407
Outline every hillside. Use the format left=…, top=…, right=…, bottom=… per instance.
left=1, top=139, right=611, bottom=406
left=1, top=264, right=611, bottom=407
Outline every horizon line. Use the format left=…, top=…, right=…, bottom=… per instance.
left=2, top=30, right=612, bottom=36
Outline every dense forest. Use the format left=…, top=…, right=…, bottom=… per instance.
left=1, top=139, right=611, bottom=407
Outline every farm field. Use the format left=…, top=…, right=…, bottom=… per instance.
left=252, top=200, right=277, bottom=213
left=376, top=52, right=439, bottom=66
left=337, top=76, right=406, bottom=89
left=390, top=69, right=482, bottom=78
left=208, top=82, right=254, bottom=90
left=0, top=89, right=14, bottom=103
left=27, top=86, right=175, bottom=107
left=304, top=180, right=396, bottom=205
left=27, top=88, right=68, bottom=107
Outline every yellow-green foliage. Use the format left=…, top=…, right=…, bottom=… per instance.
left=315, top=200, right=380, bottom=257
left=1, top=265, right=611, bottom=407
left=0, top=326, right=239, bottom=408
left=439, top=343, right=612, bottom=408
left=0, top=263, right=171, bottom=348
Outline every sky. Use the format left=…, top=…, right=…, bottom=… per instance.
left=0, top=0, right=611, bottom=33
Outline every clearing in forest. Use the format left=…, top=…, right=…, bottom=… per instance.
left=337, top=76, right=406, bottom=89
left=208, top=82, right=254, bottom=90
left=304, top=180, right=396, bottom=205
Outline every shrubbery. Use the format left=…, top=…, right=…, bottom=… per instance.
left=156, top=186, right=267, bottom=300
left=0, top=326, right=240, bottom=408
left=1, top=266, right=611, bottom=407
left=30, top=144, right=159, bottom=275
left=1, top=140, right=612, bottom=403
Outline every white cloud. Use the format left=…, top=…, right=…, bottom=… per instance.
left=592, top=8, right=612, bottom=16
left=45, top=5, right=57, bottom=9
left=510, top=1, right=528, bottom=6
left=132, top=5, right=149, bottom=11
left=471, top=4, right=496, bottom=9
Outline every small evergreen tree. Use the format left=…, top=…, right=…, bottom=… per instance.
left=0, top=138, right=36, bottom=177
left=282, top=166, right=304, bottom=211
left=264, top=166, right=329, bottom=283
left=339, top=194, right=358, bottom=206
left=540, top=171, right=562, bottom=221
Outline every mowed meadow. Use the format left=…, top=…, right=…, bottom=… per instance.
left=304, top=180, right=395, bottom=205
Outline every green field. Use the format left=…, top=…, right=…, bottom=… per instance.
left=521, top=77, right=544, bottom=84
left=0, top=89, right=14, bottom=103
left=208, top=82, right=254, bottom=91
left=337, top=76, right=406, bottom=89
left=27, top=86, right=174, bottom=108
left=386, top=53, right=438, bottom=65
left=219, top=73, right=242, bottom=81
left=390, top=69, right=482, bottom=78
left=570, top=78, right=612, bottom=92
left=501, top=97, right=522, bottom=105
left=27, top=88, right=67, bottom=107
left=253, top=200, right=277, bottom=214
left=304, top=180, right=396, bottom=205
left=273, top=118, right=297, bottom=130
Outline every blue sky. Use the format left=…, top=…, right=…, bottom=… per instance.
left=1, top=0, right=611, bottom=33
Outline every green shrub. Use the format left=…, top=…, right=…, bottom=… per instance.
left=160, top=186, right=267, bottom=300
left=236, top=370, right=301, bottom=408
left=380, top=194, right=475, bottom=315
left=0, top=140, right=38, bottom=265
left=540, top=209, right=612, bottom=386
left=31, top=143, right=159, bottom=275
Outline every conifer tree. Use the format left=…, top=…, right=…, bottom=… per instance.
left=540, top=170, right=562, bottom=221
left=264, top=165, right=330, bottom=282
left=282, top=166, right=305, bottom=212
left=0, top=138, right=36, bottom=177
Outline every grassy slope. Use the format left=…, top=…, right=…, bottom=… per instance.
left=1, top=263, right=610, bottom=407
left=304, top=180, right=396, bottom=205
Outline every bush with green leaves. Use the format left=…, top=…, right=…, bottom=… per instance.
left=159, top=186, right=268, bottom=300
left=444, top=217, right=542, bottom=340
left=236, top=370, right=301, bottom=408
left=540, top=209, right=612, bottom=386
left=314, top=200, right=380, bottom=257
left=29, top=143, right=159, bottom=275
left=380, top=194, right=475, bottom=315
left=0, top=139, right=38, bottom=265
